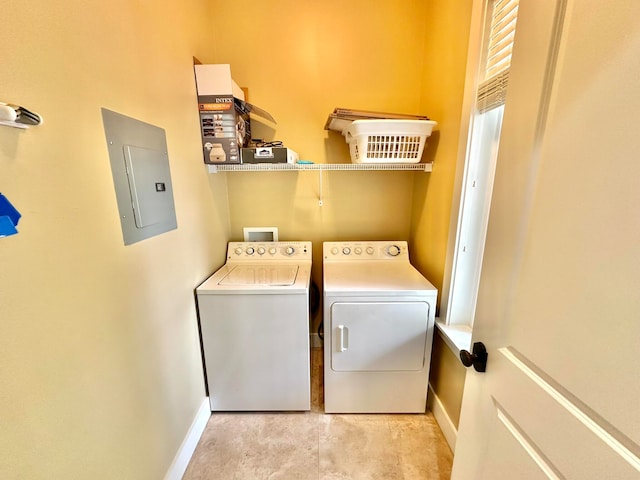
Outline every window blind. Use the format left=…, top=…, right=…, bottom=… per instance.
left=477, top=0, right=519, bottom=113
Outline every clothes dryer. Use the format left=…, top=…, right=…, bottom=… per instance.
left=197, top=241, right=312, bottom=411
left=323, top=241, right=437, bottom=413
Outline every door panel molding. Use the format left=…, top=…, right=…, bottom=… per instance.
left=490, top=347, right=640, bottom=478
left=493, top=399, right=562, bottom=479
left=500, top=347, right=640, bottom=473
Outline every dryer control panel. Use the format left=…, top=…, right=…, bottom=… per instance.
left=227, top=241, right=312, bottom=262
left=323, top=241, right=409, bottom=262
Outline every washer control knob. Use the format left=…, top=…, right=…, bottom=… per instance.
left=269, top=247, right=277, bottom=255
left=354, top=247, right=362, bottom=255
left=234, top=247, right=243, bottom=255
left=331, top=247, right=339, bottom=255
left=366, top=246, right=375, bottom=255
left=246, top=247, right=255, bottom=255
left=285, top=246, right=295, bottom=256
left=342, top=247, right=351, bottom=255
left=257, top=247, right=266, bottom=255
left=387, top=245, right=401, bottom=257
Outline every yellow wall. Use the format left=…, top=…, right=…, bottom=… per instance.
left=207, top=0, right=436, bottom=331
left=210, top=0, right=472, bottom=429
left=208, top=0, right=431, bottom=162
left=410, top=0, right=474, bottom=299
left=429, top=333, right=467, bottom=429
left=1, top=1, right=475, bottom=476
left=0, top=1, right=230, bottom=478
left=409, top=0, right=474, bottom=431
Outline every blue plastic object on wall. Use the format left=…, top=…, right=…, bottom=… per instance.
left=0, top=193, right=21, bottom=237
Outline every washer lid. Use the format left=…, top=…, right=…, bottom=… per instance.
left=219, top=265, right=298, bottom=286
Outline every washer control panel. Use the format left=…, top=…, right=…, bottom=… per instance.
left=227, top=241, right=312, bottom=261
left=323, top=241, right=409, bottom=261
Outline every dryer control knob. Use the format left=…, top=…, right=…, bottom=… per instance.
left=269, top=247, right=277, bottom=255
left=387, top=245, right=401, bottom=257
left=354, top=247, right=362, bottom=255
left=331, top=247, right=339, bottom=255
left=246, top=247, right=255, bottom=255
left=257, top=247, right=266, bottom=255
left=366, top=246, right=374, bottom=255
left=234, top=247, right=243, bottom=255
left=285, top=246, right=295, bottom=256
left=342, top=247, right=351, bottom=255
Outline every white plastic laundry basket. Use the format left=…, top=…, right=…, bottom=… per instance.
left=344, top=119, right=437, bottom=164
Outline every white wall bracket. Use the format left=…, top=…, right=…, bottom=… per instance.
left=0, top=102, right=43, bottom=129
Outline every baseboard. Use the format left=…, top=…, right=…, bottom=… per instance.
left=427, top=384, right=457, bottom=452
left=310, top=332, right=322, bottom=349
left=163, top=397, right=211, bottom=480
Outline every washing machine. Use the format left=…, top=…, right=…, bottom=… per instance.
left=196, top=241, right=312, bottom=411
left=323, top=241, right=437, bottom=413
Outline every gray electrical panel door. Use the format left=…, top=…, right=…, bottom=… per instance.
left=102, top=108, right=177, bottom=245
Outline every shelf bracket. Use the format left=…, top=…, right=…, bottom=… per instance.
left=318, top=169, right=324, bottom=207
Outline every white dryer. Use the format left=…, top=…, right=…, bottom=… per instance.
left=196, top=241, right=312, bottom=411
left=323, top=241, right=437, bottom=413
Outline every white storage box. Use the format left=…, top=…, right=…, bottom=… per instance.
left=344, top=119, right=437, bottom=163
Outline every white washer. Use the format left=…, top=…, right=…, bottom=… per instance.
left=196, top=241, right=312, bottom=411
left=323, top=241, right=437, bottom=413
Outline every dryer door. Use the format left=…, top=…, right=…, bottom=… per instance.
left=330, top=301, right=429, bottom=372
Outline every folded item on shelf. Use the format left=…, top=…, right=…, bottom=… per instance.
left=324, top=107, right=430, bottom=133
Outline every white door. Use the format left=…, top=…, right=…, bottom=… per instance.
left=452, top=0, right=640, bottom=478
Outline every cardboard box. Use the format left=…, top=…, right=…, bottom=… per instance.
left=241, top=147, right=299, bottom=164
left=194, top=64, right=275, bottom=164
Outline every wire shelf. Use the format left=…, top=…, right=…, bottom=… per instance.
left=207, top=163, right=432, bottom=173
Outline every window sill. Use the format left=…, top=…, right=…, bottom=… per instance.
left=435, top=319, right=472, bottom=357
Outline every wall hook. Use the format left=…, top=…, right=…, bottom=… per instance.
left=0, top=102, right=43, bottom=129
left=0, top=193, right=22, bottom=237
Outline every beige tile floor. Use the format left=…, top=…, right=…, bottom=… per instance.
left=183, top=349, right=453, bottom=480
